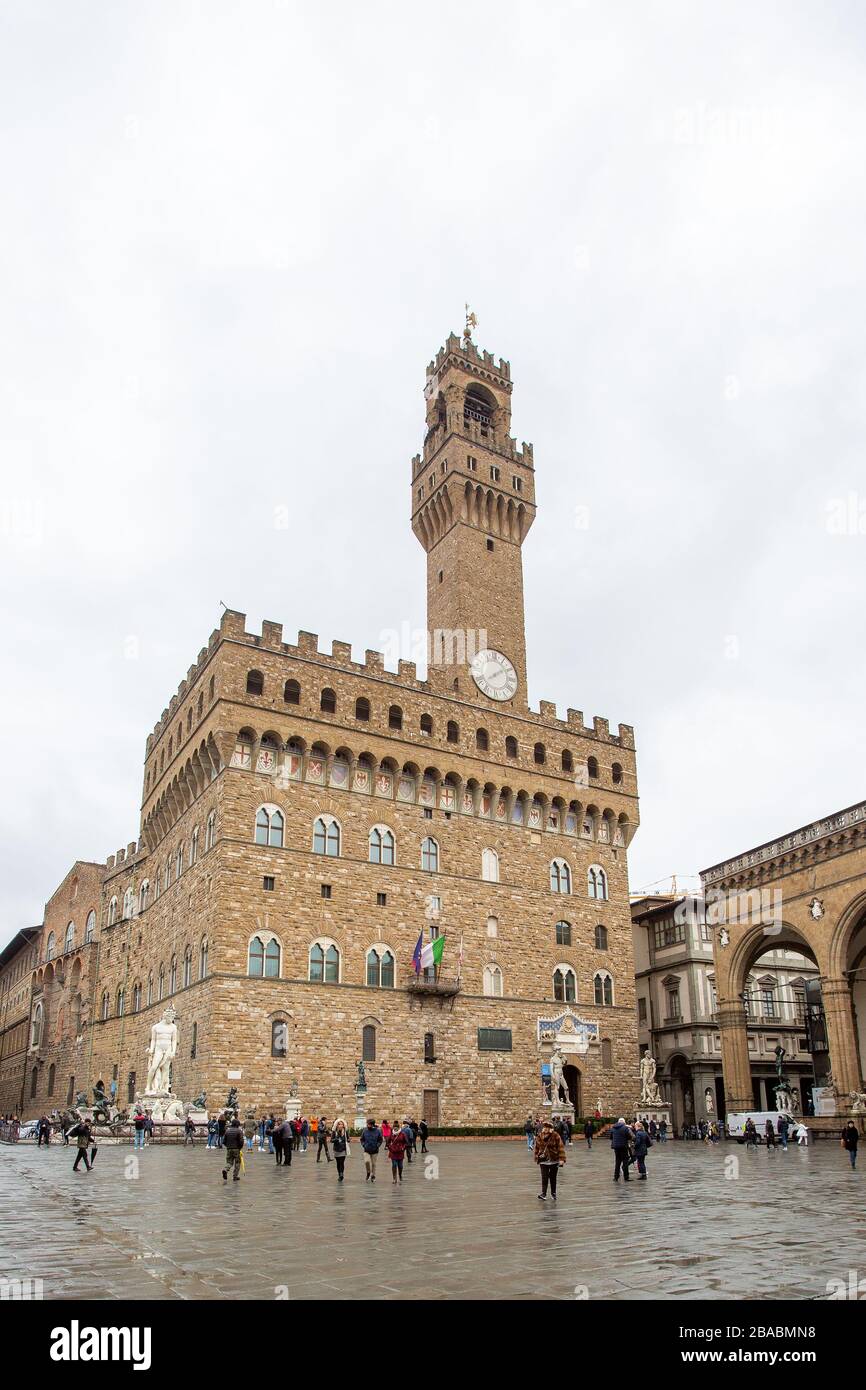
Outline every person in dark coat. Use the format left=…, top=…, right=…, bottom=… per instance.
left=610, top=1117, right=631, bottom=1182
left=71, top=1120, right=92, bottom=1172
left=360, top=1118, right=383, bottom=1182
left=222, top=1117, right=244, bottom=1181
left=419, top=1119, right=429, bottom=1153
left=272, top=1117, right=284, bottom=1166
left=583, top=1118, right=594, bottom=1149
left=631, top=1121, right=652, bottom=1179
left=842, top=1122, right=859, bottom=1169
left=217, top=1113, right=227, bottom=1148
left=331, top=1119, right=350, bottom=1181
left=534, top=1119, right=566, bottom=1201
left=764, top=1119, right=776, bottom=1152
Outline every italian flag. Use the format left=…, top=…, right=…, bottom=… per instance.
left=413, top=931, right=446, bottom=974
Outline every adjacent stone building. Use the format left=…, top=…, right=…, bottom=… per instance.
left=632, top=893, right=819, bottom=1129
left=2, top=329, right=641, bottom=1126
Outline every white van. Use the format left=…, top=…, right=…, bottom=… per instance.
left=726, top=1110, right=794, bottom=1141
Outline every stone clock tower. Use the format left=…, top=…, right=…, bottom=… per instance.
left=411, top=330, right=536, bottom=707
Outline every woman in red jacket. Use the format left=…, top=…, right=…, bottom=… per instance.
left=386, top=1123, right=407, bottom=1183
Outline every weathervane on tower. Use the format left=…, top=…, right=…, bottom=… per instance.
left=464, top=303, right=478, bottom=344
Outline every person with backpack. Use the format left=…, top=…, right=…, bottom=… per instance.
left=631, top=1120, right=652, bottom=1180
left=534, top=1119, right=566, bottom=1201
left=744, top=1117, right=758, bottom=1150
left=360, top=1117, right=383, bottom=1182
left=610, top=1117, right=632, bottom=1182
left=316, top=1116, right=331, bottom=1163
left=418, top=1119, right=429, bottom=1154
left=401, top=1119, right=414, bottom=1163
left=222, top=1116, right=244, bottom=1182
left=387, top=1122, right=408, bottom=1183
left=71, top=1119, right=93, bottom=1172
left=331, top=1119, right=350, bottom=1182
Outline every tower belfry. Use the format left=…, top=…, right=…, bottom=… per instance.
left=411, top=331, right=536, bottom=706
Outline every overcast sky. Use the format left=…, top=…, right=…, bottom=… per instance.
left=2, top=1, right=865, bottom=941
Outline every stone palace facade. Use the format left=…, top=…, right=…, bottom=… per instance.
left=0, top=330, right=641, bottom=1126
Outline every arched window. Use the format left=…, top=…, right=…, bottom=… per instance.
left=388, top=705, right=403, bottom=730
left=133, top=981, right=142, bottom=1012
left=362, top=1023, right=376, bottom=1061
left=534, top=742, right=545, bottom=765
left=561, top=750, right=573, bottom=773
left=588, top=865, right=608, bottom=900
left=355, top=697, right=370, bottom=721
left=183, top=946, right=192, bottom=988
left=30, top=1002, right=43, bottom=1048
left=158, top=965, right=165, bottom=1001
left=147, top=972, right=153, bottom=1006
left=101, top=990, right=110, bottom=1021
left=483, top=964, right=503, bottom=997
left=549, top=859, right=571, bottom=894
left=601, top=1038, right=613, bottom=1068
left=612, top=762, right=623, bottom=784
left=481, top=848, right=499, bottom=882
left=108, top=896, right=118, bottom=927
left=587, top=756, right=599, bottom=780
left=366, top=948, right=395, bottom=988
left=555, top=920, right=572, bottom=946
left=246, top=669, right=264, bottom=696
left=199, top=937, right=208, bottom=979
left=554, top=967, right=576, bottom=1002
left=272, top=1019, right=288, bottom=1057
left=85, top=911, right=95, bottom=943
left=369, top=826, right=395, bottom=865
left=48, top=1063, right=56, bottom=1097
left=505, top=735, right=518, bottom=758
left=421, top=837, right=439, bottom=872
left=176, top=845, right=184, bottom=880
left=116, top=987, right=125, bottom=1017
left=447, top=720, right=459, bottom=743
left=191, top=827, right=199, bottom=865
left=46, top=932, right=56, bottom=961
left=594, top=924, right=608, bottom=950
left=420, top=713, right=433, bottom=736
left=476, top=728, right=489, bottom=752
left=64, top=922, right=74, bottom=953
left=206, top=811, right=216, bottom=851
left=139, top=880, right=150, bottom=913
left=248, top=935, right=281, bottom=978
left=170, top=956, right=177, bottom=994
left=255, top=805, right=285, bottom=847
left=123, top=887, right=135, bottom=920
left=313, top=815, right=341, bottom=857
left=284, top=679, right=300, bottom=704
left=320, top=687, right=336, bottom=713
left=594, top=971, right=614, bottom=1006
left=309, top=941, right=340, bottom=983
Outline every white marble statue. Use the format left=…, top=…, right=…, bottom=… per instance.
left=145, top=1007, right=178, bottom=1094
left=704, top=1087, right=714, bottom=1115
left=640, top=1053, right=661, bottom=1105
left=849, top=1089, right=866, bottom=1114
left=549, top=1048, right=571, bottom=1106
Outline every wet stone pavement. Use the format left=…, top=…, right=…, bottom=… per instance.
left=1, top=1137, right=864, bottom=1301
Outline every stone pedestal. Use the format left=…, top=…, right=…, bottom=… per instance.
left=354, top=1087, right=368, bottom=1132
left=635, top=1104, right=672, bottom=1129
left=285, top=1095, right=301, bottom=1123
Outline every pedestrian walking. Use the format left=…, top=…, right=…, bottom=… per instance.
left=184, top=1115, right=196, bottom=1146
left=764, top=1119, right=776, bottom=1152
left=583, top=1117, right=594, bottom=1149
left=387, top=1122, right=408, bottom=1183
left=133, top=1110, right=147, bottom=1150
left=265, top=1114, right=275, bottom=1153
left=316, top=1116, right=331, bottom=1163
left=842, top=1121, right=859, bottom=1169
left=795, top=1122, right=809, bottom=1146
left=300, top=1117, right=309, bottom=1152
left=244, top=1113, right=257, bottom=1152
left=293, top=1117, right=301, bottom=1151
left=658, top=1119, right=668, bottom=1143
left=217, top=1113, right=227, bottom=1148
left=332, top=1119, right=350, bottom=1182
left=401, top=1119, right=414, bottom=1163
left=632, top=1121, right=652, bottom=1180
left=610, top=1117, right=631, bottom=1182
left=272, top=1117, right=284, bottom=1165
left=37, top=1115, right=51, bottom=1147
left=72, top=1120, right=92, bottom=1172
left=222, top=1116, right=244, bottom=1182
left=524, top=1114, right=536, bottom=1151
left=382, top=1119, right=392, bottom=1144
left=534, top=1119, right=566, bottom=1201
left=144, top=1113, right=154, bottom=1145
left=419, top=1119, right=429, bottom=1153
left=744, top=1117, right=758, bottom=1150
left=360, top=1117, right=383, bottom=1182
left=777, top=1116, right=789, bottom=1151
left=648, top=1119, right=657, bottom=1142
left=279, top=1117, right=294, bottom=1167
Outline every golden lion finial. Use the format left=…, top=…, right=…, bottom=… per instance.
left=464, top=303, right=478, bottom=342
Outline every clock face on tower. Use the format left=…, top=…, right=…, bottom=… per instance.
left=469, top=649, right=518, bottom=702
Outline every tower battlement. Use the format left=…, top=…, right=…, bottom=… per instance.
left=427, top=331, right=512, bottom=388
